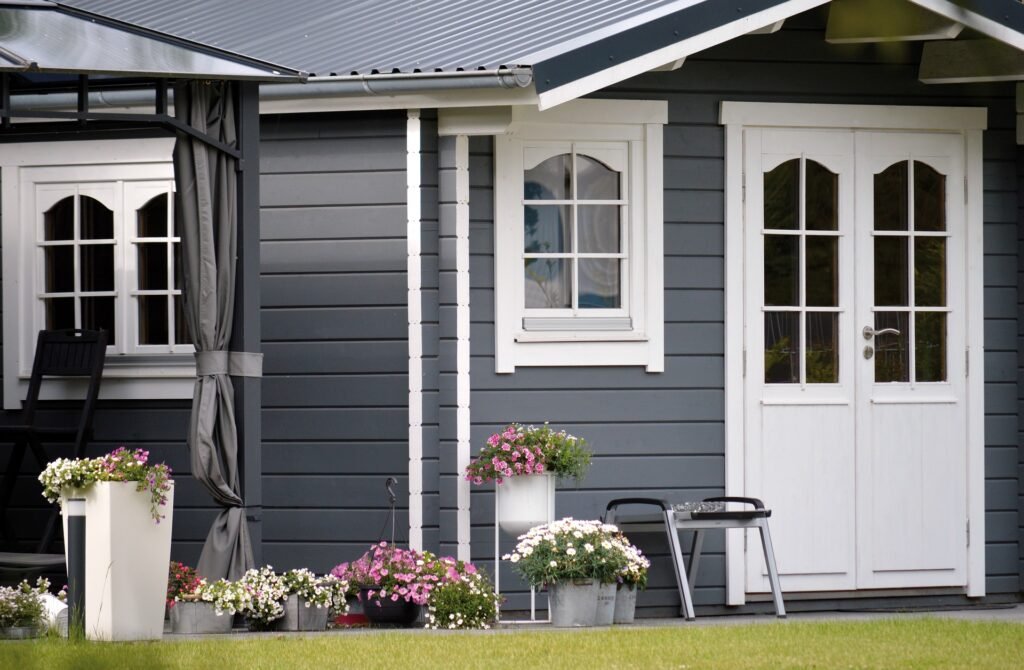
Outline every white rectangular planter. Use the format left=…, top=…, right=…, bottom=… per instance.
left=62, top=481, right=174, bottom=641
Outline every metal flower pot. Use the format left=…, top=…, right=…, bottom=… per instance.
left=594, top=581, right=617, bottom=626
left=0, top=626, right=40, bottom=639
left=548, top=579, right=598, bottom=628
left=276, top=594, right=329, bottom=631
left=613, top=583, right=638, bottom=624
left=169, top=601, right=233, bottom=634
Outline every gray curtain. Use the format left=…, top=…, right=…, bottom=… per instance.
left=173, top=80, right=254, bottom=580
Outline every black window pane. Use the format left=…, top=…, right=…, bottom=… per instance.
left=914, top=161, right=946, bottom=232
left=806, top=312, right=838, bottom=383
left=915, top=312, right=946, bottom=382
left=173, top=242, right=184, bottom=290
left=139, top=295, right=168, bottom=345
left=914, top=237, right=946, bottom=307
left=874, top=237, right=908, bottom=306
left=44, top=246, right=74, bottom=293
left=764, top=235, right=799, bottom=306
left=764, top=159, right=799, bottom=230
left=806, top=236, right=838, bottom=307
left=80, top=196, right=113, bottom=240
left=174, top=295, right=191, bottom=345
left=81, top=244, right=114, bottom=292
left=81, top=297, right=115, bottom=344
left=765, top=312, right=799, bottom=384
left=137, top=243, right=168, bottom=290
left=44, top=298, right=74, bottom=330
left=874, top=162, right=909, bottom=231
left=525, top=155, right=570, bottom=200
left=138, top=194, right=168, bottom=237
left=805, top=161, right=838, bottom=231
left=44, top=197, right=74, bottom=241
left=874, top=311, right=908, bottom=383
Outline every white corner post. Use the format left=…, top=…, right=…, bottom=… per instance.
left=407, top=109, right=423, bottom=551
left=455, top=133, right=472, bottom=562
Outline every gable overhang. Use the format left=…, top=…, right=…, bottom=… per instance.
left=531, top=0, right=1024, bottom=110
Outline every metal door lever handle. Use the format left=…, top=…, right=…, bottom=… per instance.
left=862, top=326, right=900, bottom=340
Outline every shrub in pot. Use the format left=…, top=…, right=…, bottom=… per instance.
left=0, top=578, right=48, bottom=639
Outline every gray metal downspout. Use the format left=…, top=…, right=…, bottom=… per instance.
left=8, top=69, right=534, bottom=111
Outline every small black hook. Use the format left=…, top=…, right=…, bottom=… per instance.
left=385, top=477, right=398, bottom=505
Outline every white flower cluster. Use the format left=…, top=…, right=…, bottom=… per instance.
left=503, top=518, right=618, bottom=565
left=609, top=535, right=650, bottom=586
left=190, top=578, right=250, bottom=616
left=239, top=566, right=288, bottom=628
left=38, top=457, right=101, bottom=504
left=424, top=572, right=498, bottom=630
left=281, top=568, right=349, bottom=612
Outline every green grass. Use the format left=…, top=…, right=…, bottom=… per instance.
left=1, top=618, right=1022, bottom=669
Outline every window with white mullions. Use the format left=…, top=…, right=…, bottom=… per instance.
left=522, top=143, right=628, bottom=319
left=872, top=160, right=948, bottom=384
left=762, top=156, right=840, bottom=385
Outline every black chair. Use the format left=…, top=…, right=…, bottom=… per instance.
left=0, top=329, right=107, bottom=571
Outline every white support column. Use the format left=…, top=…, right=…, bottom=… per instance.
left=406, top=109, right=423, bottom=551
left=454, top=134, right=472, bottom=561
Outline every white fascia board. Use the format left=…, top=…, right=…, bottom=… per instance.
left=536, top=0, right=829, bottom=110
left=259, top=85, right=539, bottom=114
left=906, top=0, right=1024, bottom=52
left=720, top=101, right=987, bottom=131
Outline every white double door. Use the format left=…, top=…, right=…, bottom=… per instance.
left=743, top=128, right=968, bottom=592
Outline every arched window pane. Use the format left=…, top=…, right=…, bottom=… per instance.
left=44, top=197, right=74, bottom=241
left=913, top=161, right=945, bottom=232
left=764, top=159, right=799, bottom=230
left=525, top=155, right=569, bottom=200
left=138, top=194, right=168, bottom=237
left=577, top=155, right=619, bottom=200
left=806, top=160, right=837, bottom=231
left=874, top=162, right=909, bottom=231
left=81, top=196, right=113, bottom=239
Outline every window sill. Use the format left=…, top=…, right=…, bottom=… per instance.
left=514, top=331, right=648, bottom=343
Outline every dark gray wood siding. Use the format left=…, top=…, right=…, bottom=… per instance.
left=259, top=112, right=409, bottom=572
left=459, top=9, right=1022, bottom=614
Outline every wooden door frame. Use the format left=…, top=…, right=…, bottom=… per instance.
left=720, top=101, right=987, bottom=606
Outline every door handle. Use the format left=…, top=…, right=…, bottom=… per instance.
left=862, top=326, right=900, bottom=340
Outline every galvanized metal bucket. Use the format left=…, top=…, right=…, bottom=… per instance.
left=549, top=579, right=598, bottom=627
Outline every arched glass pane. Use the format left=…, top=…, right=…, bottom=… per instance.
left=525, top=154, right=569, bottom=200
left=874, top=162, right=908, bottom=231
left=138, top=194, right=168, bottom=237
left=577, top=155, right=619, bottom=200
left=44, top=196, right=74, bottom=241
left=81, top=196, right=113, bottom=239
left=805, top=160, right=837, bottom=231
left=763, top=159, right=798, bottom=230
left=913, top=161, right=945, bottom=232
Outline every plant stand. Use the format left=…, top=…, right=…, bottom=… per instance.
left=494, top=475, right=555, bottom=623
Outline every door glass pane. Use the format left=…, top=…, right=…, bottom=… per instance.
left=805, top=161, right=838, bottom=231
left=578, top=259, right=620, bottom=309
left=765, top=312, right=799, bottom=383
left=874, top=311, right=908, bottom=383
left=137, top=194, right=168, bottom=237
left=764, top=235, right=799, bottom=306
left=915, top=312, right=946, bottom=382
left=577, top=205, right=619, bottom=253
left=44, top=197, right=74, bottom=241
left=524, top=205, right=571, bottom=254
left=137, top=243, right=169, bottom=290
left=525, top=155, right=570, bottom=200
left=524, top=258, right=571, bottom=308
left=874, top=237, right=908, bottom=306
left=44, top=297, right=74, bottom=330
left=138, top=295, right=168, bottom=345
left=764, top=159, right=799, bottom=230
left=174, top=295, right=191, bottom=345
left=806, top=312, right=838, bottom=383
left=81, top=244, right=114, bottom=292
left=914, top=161, right=945, bottom=232
left=80, top=196, right=113, bottom=240
left=576, top=155, right=620, bottom=200
left=81, top=297, right=115, bottom=343
left=44, top=246, right=74, bottom=293
left=914, top=237, right=946, bottom=307
left=806, top=236, right=838, bottom=307
left=874, top=162, right=909, bottom=231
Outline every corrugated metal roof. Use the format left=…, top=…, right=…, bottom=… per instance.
left=59, top=0, right=702, bottom=77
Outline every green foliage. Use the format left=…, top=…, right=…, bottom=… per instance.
left=0, top=578, right=48, bottom=629
left=424, top=571, right=498, bottom=631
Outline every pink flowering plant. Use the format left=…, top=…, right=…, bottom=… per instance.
left=465, top=423, right=590, bottom=486
left=343, top=542, right=442, bottom=607
left=39, top=446, right=173, bottom=522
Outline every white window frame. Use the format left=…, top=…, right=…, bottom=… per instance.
left=493, top=99, right=666, bottom=373
left=1, top=138, right=195, bottom=408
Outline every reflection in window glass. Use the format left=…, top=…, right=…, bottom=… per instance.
left=874, top=162, right=909, bottom=231
left=914, top=237, right=946, bottom=307
left=806, top=236, right=837, bottom=307
left=525, top=258, right=571, bottom=308
left=765, top=312, right=799, bottom=383
left=764, top=160, right=799, bottom=230
left=525, top=155, right=570, bottom=200
left=577, top=155, right=619, bottom=200
left=806, top=312, right=838, bottom=383
left=764, top=235, right=799, bottom=306
left=915, top=312, right=946, bottom=382
left=577, top=205, right=619, bottom=253
left=874, top=312, right=909, bottom=383
left=579, top=259, right=620, bottom=308
left=874, top=237, right=908, bottom=306
left=524, top=206, right=571, bottom=254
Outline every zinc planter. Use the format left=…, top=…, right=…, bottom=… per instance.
left=594, top=582, right=617, bottom=626
left=169, top=602, right=233, bottom=635
left=0, top=626, right=41, bottom=640
left=276, top=594, right=330, bottom=631
left=61, top=481, right=174, bottom=641
left=548, top=579, right=598, bottom=628
left=613, top=583, right=638, bottom=624
left=497, top=473, right=555, bottom=536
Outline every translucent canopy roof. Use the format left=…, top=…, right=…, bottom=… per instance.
left=0, top=3, right=304, bottom=80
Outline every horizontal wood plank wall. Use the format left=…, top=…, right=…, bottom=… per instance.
left=421, top=112, right=442, bottom=555
left=466, top=8, right=1020, bottom=615
left=259, top=111, right=409, bottom=571
left=1018, top=144, right=1024, bottom=594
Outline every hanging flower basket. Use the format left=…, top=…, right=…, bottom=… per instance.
left=358, top=588, right=421, bottom=627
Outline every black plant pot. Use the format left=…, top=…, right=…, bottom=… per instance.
left=358, top=587, right=421, bottom=627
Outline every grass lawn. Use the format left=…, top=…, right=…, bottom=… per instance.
left=1, top=618, right=1022, bottom=669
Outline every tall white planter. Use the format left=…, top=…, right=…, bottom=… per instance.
left=62, top=481, right=174, bottom=641
left=496, top=473, right=555, bottom=536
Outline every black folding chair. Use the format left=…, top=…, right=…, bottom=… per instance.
left=0, top=329, right=107, bottom=569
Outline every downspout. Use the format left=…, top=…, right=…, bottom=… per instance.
left=8, top=69, right=534, bottom=111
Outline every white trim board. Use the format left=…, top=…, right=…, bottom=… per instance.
left=407, top=110, right=424, bottom=552
left=720, top=101, right=988, bottom=604
left=454, top=134, right=472, bottom=562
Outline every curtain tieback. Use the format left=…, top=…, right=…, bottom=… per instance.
left=195, top=350, right=263, bottom=377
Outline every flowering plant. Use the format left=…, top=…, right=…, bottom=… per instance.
left=281, top=568, right=349, bottom=613
left=424, top=569, right=499, bottom=630
left=186, top=578, right=249, bottom=617
left=609, top=533, right=650, bottom=589
left=39, top=447, right=173, bottom=522
left=465, top=423, right=590, bottom=486
left=167, top=561, right=201, bottom=609
left=346, top=542, right=442, bottom=607
left=0, top=578, right=48, bottom=629
left=238, top=566, right=287, bottom=629
left=503, top=518, right=622, bottom=587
